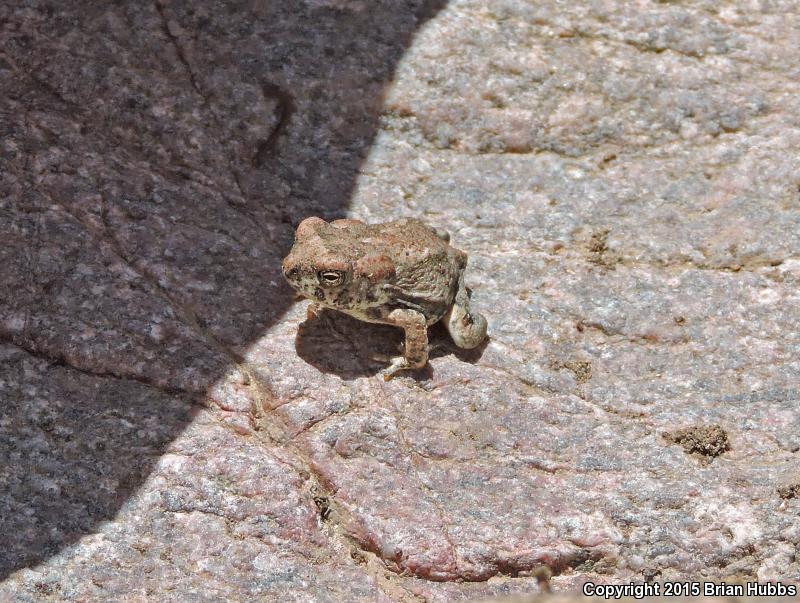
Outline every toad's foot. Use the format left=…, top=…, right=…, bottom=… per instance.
left=306, top=302, right=323, bottom=322
left=380, top=356, right=417, bottom=381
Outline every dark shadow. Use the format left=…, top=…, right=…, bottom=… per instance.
left=296, top=309, right=405, bottom=380
left=0, top=0, right=448, bottom=579
left=295, top=308, right=487, bottom=380
left=0, top=347, right=200, bottom=575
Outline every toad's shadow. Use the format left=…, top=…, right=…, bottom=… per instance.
left=295, top=308, right=488, bottom=380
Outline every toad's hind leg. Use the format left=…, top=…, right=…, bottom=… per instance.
left=444, top=272, right=487, bottom=349
left=380, top=309, right=429, bottom=380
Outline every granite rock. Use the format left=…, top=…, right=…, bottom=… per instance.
left=2, top=0, right=799, bottom=601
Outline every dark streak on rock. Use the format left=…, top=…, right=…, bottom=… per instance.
left=0, top=330, right=192, bottom=398
left=253, top=82, right=295, bottom=167
left=153, top=0, right=203, bottom=97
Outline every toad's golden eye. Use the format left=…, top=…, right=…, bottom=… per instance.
left=318, top=270, right=345, bottom=287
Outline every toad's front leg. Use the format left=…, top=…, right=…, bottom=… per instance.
left=380, top=308, right=429, bottom=380
left=306, top=301, right=323, bottom=322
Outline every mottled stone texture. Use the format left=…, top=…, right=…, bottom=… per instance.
left=1, top=0, right=799, bottom=601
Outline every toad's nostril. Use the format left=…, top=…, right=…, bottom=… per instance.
left=282, top=263, right=298, bottom=279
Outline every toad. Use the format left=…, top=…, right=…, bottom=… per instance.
left=282, top=217, right=487, bottom=379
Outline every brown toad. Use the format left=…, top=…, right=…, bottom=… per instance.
left=282, top=217, right=487, bottom=379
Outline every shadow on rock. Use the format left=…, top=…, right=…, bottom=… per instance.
left=0, top=0, right=447, bottom=579
left=0, top=345, right=198, bottom=576
left=295, top=309, right=487, bottom=380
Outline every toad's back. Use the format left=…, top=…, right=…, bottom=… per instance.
left=366, top=219, right=466, bottom=323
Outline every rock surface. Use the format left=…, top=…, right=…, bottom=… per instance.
left=2, top=0, right=799, bottom=601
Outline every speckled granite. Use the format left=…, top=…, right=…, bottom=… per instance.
left=1, top=0, right=799, bottom=601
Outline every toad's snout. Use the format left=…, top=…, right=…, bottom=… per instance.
left=282, top=257, right=300, bottom=281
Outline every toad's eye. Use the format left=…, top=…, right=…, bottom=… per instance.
left=318, top=270, right=345, bottom=287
